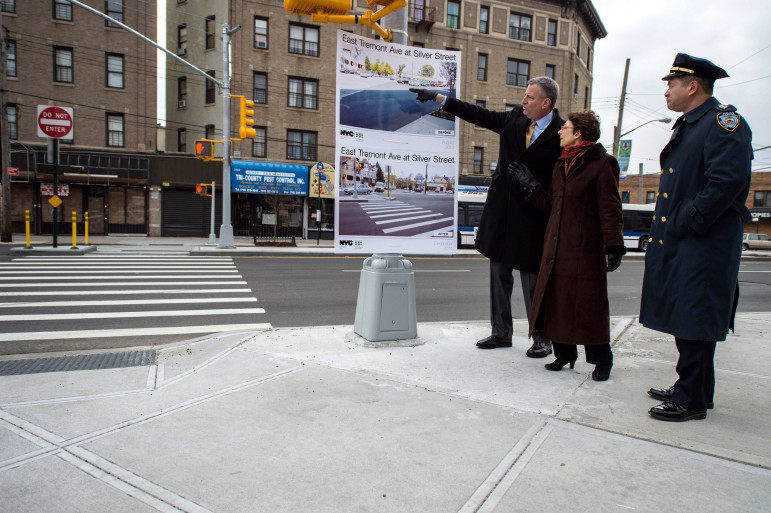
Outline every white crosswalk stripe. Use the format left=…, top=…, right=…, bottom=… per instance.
left=356, top=197, right=454, bottom=235
left=0, top=255, right=269, bottom=347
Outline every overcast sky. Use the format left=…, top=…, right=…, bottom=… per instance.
left=589, top=0, right=770, bottom=175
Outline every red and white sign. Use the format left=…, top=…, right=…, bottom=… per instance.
left=37, top=105, right=74, bottom=139
left=40, top=183, right=70, bottom=197
left=7, top=167, right=19, bottom=176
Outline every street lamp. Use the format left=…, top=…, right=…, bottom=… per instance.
left=613, top=117, right=672, bottom=157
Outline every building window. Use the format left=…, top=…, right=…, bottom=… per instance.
left=506, top=59, right=529, bottom=87
left=414, top=0, right=424, bottom=22
left=547, top=19, right=557, bottom=46
left=1, top=0, right=15, bottom=13
left=473, top=147, right=484, bottom=174
left=755, top=191, right=771, bottom=207
left=106, top=113, right=124, bottom=147
left=646, top=191, right=656, bottom=204
left=574, top=73, right=579, bottom=99
left=177, top=77, right=187, bottom=108
left=206, top=71, right=215, bottom=104
left=413, top=41, right=424, bottom=48
left=287, top=130, right=317, bottom=161
left=254, top=72, right=267, bottom=104
left=7, top=104, right=17, bottom=140
left=106, top=53, right=124, bottom=88
left=177, top=128, right=186, bottom=152
left=254, top=16, right=268, bottom=49
left=509, top=13, right=531, bottom=41
left=105, top=0, right=123, bottom=27
left=587, top=46, right=592, bottom=70
left=477, top=53, right=487, bottom=81
left=177, top=24, right=187, bottom=55
left=54, top=0, right=73, bottom=21
left=576, top=31, right=582, bottom=57
left=6, top=40, right=16, bottom=77
left=584, top=86, right=589, bottom=108
left=289, top=23, right=319, bottom=57
left=253, top=127, right=267, bottom=157
left=447, top=0, right=460, bottom=29
left=545, top=64, right=555, bottom=79
left=479, top=6, right=489, bottom=34
left=205, top=15, right=216, bottom=50
left=54, top=47, right=73, bottom=83
left=475, top=100, right=486, bottom=109
left=621, top=191, right=630, bottom=203
left=288, top=77, right=318, bottom=109
left=205, top=124, right=215, bottom=139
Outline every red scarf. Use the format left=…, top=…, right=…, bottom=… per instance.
left=560, top=141, right=595, bottom=175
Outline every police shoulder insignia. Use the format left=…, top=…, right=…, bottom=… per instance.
left=717, top=111, right=740, bottom=132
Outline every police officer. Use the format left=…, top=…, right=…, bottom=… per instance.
left=641, top=53, right=753, bottom=421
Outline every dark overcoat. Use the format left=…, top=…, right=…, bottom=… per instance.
left=526, top=144, right=625, bottom=345
left=640, top=97, right=753, bottom=341
left=443, top=99, right=563, bottom=272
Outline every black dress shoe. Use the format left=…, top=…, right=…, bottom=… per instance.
left=648, top=401, right=707, bottom=422
left=476, top=335, right=512, bottom=349
left=525, top=340, right=552, bottom=358
left=648, top=386, right=713, bottom=409
left=591, top=363, right=612, bottom=381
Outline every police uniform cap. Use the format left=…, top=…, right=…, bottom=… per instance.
left=661, top=53, right=729, bottom=81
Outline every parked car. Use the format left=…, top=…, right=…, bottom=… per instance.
left=344, top=184, right=372, bottom=195
left=374, top=182, right=385, bottom=192
left=397, top=77, right=409, bottom=84
left=742, top=233, right=771, bottom=250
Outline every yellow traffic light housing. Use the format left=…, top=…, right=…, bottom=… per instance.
left=196, top=183, right=212, bottom=196
left=230, top=95, right=256, bottom=140
left=283, top=0, right=407, bottom=42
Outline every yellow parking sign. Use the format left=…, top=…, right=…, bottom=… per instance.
left=48, top=195, right=63, bottom=208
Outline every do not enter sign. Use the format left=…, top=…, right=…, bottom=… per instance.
left=37, top=105, right=74, bottom=139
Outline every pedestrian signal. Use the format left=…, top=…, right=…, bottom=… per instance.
left=195, top=140, right=214, bottom=161
left=196, top=184, right=211, bottom=196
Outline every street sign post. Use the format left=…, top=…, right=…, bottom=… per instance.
left=38, top=105, right=74, bottom=247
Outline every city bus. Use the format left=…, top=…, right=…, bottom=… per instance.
left=457, top=187, right=487, bottom=248
left=622, top=203, right=656, bottom=251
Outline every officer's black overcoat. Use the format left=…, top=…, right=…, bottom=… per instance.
left=640, top=97, right=753, bottom=341
left=443, top=99, right=563, bottom=272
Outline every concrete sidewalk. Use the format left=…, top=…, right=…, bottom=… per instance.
left=1, top=315, right=770, bottom=512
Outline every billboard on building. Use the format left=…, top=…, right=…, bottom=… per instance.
left=231, top=161, right=309, bottom=196
left=309, top=162, right=336, bottom=199
left=334, top=30, right=461, bottom=255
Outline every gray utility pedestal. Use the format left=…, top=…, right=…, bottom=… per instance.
left=354, top=254, right=417, bottom=342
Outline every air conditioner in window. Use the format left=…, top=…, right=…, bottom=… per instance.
left=178, top=100, right=187, bottom=108
left=177, top=47, right=187, bottom=56
left=257, top=41, right=267, bottom=49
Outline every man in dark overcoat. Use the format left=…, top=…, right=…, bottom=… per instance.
left=641, top=54, right=753, bottom=422
left=411, top=77, right=564, bottom=357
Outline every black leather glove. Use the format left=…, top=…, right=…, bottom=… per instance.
left=409, top=88, right=438, bottom=103
left=507, top=162, right=538, bottom=193
left=605, top=250, right=623, bottom=272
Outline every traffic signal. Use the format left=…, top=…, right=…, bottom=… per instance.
left=239, top=96, right=256, bottom=139
left=194, top=140, right=214, bottom=161
left=284, top=0, right=352, bottom=16
left=196, top=183, right=211, bottom=196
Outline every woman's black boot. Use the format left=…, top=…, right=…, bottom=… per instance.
left=544, top=358, right=576, bottom=371
left=592, top=363, right=613, bottom=381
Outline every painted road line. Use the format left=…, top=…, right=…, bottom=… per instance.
left=0, top=288, right=252, bottom=297
left=0, top=308, right=265, bottom=321
left=0, top=269, right=238, bottom=274
left=0, top=275, right=243, bottom=281
left=375, top=213, right=442, bottom=225
left=0, top=265, right=236, bottom=269
left=0, top=324, right=273, bottom=342
left=0, top=297, right=259, bottom=308
left=0, top=280, right=248, bottom=287
left=382, top=217, right=454, bottom=233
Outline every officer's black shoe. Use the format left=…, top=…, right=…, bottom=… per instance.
left=648, top=401, right=707, bottom=422
left=525, top=340, right=552, bottom=358
left=476, top=336, right=512, bottom=349
left=648, top=386, right=713, bottom=409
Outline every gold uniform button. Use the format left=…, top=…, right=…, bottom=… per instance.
left=669, top=168, right=674, bottom=173
left=659, top=240, right=664, bottom=245
left=661, top=216, right=667, bottom=222
left=653, top=215, right=657, bottom=221
left=663, top=193, right=668, bottom=198
left=660, top=169, right=664, bottom=174
left=648, top=237, right=653, bottom=243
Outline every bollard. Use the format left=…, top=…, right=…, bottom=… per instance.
left=71, top=211, right=78, bottom=248
left=84, top=212, right=89, bottom=245
left=25, top=210, right=31, bottom=248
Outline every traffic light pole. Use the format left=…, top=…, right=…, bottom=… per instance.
left=218, top=24, right=239, bottom=249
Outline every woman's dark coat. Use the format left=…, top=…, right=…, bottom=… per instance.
left=443, top=99, right=563, bottom=272
left=526, top=144, right=625, bottom=345
left=639, top=97, right=752, bottom=341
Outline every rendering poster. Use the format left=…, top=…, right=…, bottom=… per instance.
left=334, top=30, right=461, bottom=255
